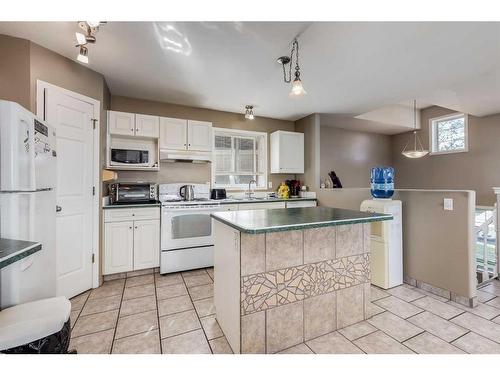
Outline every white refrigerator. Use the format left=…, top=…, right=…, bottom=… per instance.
left=0, top=100, right=57, bottom=309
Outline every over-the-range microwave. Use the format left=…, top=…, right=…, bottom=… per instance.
left=110, top=147, right=150, bottom=167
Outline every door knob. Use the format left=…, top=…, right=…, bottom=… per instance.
left=56, top=205, right=62, bottom=212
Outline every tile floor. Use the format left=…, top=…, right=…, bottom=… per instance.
left=69, top=270, right=500, bottom=354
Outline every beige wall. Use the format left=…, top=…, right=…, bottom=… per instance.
left=0, top=34, right=30, bottom=110
left=320, top=125, right=392, bottom=188
left=393, top=106, right=500, bottom=206
left=317, top=187, right=476, bottom=299
left=110, top=95, right=297, bottom=190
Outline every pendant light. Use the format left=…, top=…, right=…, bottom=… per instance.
left=244, top=105, right=255, bottom=120
left=401, top=100, right=429, bottom=158
left=277, top=38, right=307, bottom=97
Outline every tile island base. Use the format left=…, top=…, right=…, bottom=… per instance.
left=212, top=207, right=391, bottom=354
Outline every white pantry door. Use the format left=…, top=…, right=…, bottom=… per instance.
left=42, top=85, right=97, bottom=298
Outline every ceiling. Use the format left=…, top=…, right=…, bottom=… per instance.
left=0, top=21, right=499, bottom=133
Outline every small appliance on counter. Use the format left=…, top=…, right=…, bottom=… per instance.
left=179, top=185, right=195, bottom=201
left=108, top=182, right=158, bottom=205
left=285, top=179, right=301, bottom=197
left=371, top=166, right=394, bottom=199
left=210, top=188, right=227, bottom=200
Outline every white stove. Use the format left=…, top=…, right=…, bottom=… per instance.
left=159, top=183, right=228, bottom=274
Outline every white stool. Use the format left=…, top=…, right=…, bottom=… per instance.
left=0, top=296, right=71, bottom=354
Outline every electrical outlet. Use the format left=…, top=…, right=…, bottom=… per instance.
left=268, top=181, right=273, bottom=189
left=444, top=198, right=454, bottom=211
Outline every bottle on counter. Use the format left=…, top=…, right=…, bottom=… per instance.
left=277, top=182, right=290, bottom=199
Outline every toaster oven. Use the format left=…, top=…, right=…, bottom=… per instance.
left=109, top=183, right=158, bottom=205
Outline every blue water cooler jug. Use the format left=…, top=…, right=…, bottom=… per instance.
left=371, top=167, right=394, bottom=199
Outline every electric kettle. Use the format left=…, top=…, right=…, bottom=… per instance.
left=179, top=185, right=195, bottom=201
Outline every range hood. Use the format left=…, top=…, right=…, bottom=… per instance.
left=159, top=149, right=212, bottom=163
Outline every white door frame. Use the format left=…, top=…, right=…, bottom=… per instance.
left=36, top=80, right=101, bottom=289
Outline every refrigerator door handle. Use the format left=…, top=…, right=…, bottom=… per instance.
left=20, top=117, right=36, bottom=191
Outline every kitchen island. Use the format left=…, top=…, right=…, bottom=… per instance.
left=211, top=206, right=392, bottom=354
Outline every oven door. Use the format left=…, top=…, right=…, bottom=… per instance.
left=161, top=206, right=220, bottom=250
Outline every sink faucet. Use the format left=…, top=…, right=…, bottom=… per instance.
left=247, top=179, right=257, bottom=199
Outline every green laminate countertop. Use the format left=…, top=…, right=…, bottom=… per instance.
left=211, top=206, right=392, bottom=234
left=0, top=238, right=42, bottom=270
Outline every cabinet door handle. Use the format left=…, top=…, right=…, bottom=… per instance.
left=129, top=226, right=132, bottom=229
left=56, top=205, right=62, bottom=212
left=135, top=226, right=138, bottom=229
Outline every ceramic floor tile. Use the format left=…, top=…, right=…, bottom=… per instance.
left=159, top=309, right=201, bottom=338
left=70, top=291, right=90, bottom=311
left=486, top=297, right=500, bottom=309
left=373, top=296, right=423, bottom=319
left=451, top=312, right=500, bottom=343
left=194, top=297, right=216, bottom=318
left=365, top=302, right=385, bottom=318
left=370, top=285, right=390, bottom=301
left=155, top=273, right=184, bottom=288
left=278, top=343, right=314, bottom=354
left=386, top=285, right=425, bottom=302
left=125, top=274, right=154, bottom=288
left=188, top=283, right=214, bottom=301
left=123, top=283, right=155, bottom=301
left=368, top=311, right=423, bottom=342
left=447, top=300, right=500, bottom=320
left=209, top=336, right=233, bottom=354
left=404, top=332, right=464, bottom=354
left=412, top=296, right=463, bottom=319
left=408, top=311, right=469, bottom=342
left=353, top=331, right=413, bottom=354
left=80, top=294, right=121, bottom=316
left=183, top=274, right=213, bottom=288
left=112, top=329, right=161, bottom=354
left=88, top=281, right=124, bottom=300
left=181, top=269, right=209, bottom=277
left=161, top=329, right=211, bottom=354
left=414, top=288, right=450, bottom=303
left=306, top=332, right=363, bottom=354
left=70, top=310, right=80, bottom=329
left=477, top=289, right=497, bottom=303
left=120, top=295, right=157, bottom=317
left=200, top=315, right=224, bottom=340
left=479, top=282, right=500, bottom=297
left=206, top=267, right=214, bottom=280
left=71, top=309, right=119, bottom=338
left=156, top=283, right=188, bottom=300
left=69, top=329, right=114, bottom=354
left=339, top=321, right=377, bottom=341
left=158, top=294, right=194, bottom=317
left=452, top=332, right=500, bottom=354
left=115, top=310, right=158, bottom=339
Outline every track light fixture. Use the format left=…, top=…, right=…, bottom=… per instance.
left=277, top=38, right=307, bottom=97
left=244, top=105, right=255, bottom=120
left=74, top=21, right=105, bottom=64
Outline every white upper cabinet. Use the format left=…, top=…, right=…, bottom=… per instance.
left=159, top=117, right=212, bottom=151
left=270, top=130, right=304, bottom=174
left=108, top=110, right=159, bottom=138
left=108, top=111, right=135, bottom=136
left=160, top=117, right=188, bottom=150
left=135, top=114, right=159, bottom=138
left=187, top=120, right=212, bottom=151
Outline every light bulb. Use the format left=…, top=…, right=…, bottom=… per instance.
left=86, top=21, right=100, bottom=28
left=402, top=150, right=429, bottom=158
left=289, top=78, right=307, bottom=97
left=75, top=32, right=86, bottom=46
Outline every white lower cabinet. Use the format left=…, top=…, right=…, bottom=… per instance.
left=104, top=221, right=134, bottom=274
left=133, top=219, right=160, bottom=270
left=104, top=207, right=160, bottom=275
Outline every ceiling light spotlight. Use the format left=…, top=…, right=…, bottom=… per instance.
left=75, top=32, right=87, bottom=46
left=86, top=21, right=101, bottom=28
left=77, top=45, right=89, bottom=64
left=277, top=38, right=307, bottom=97
left=244, top=105, right=255, bottom=120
